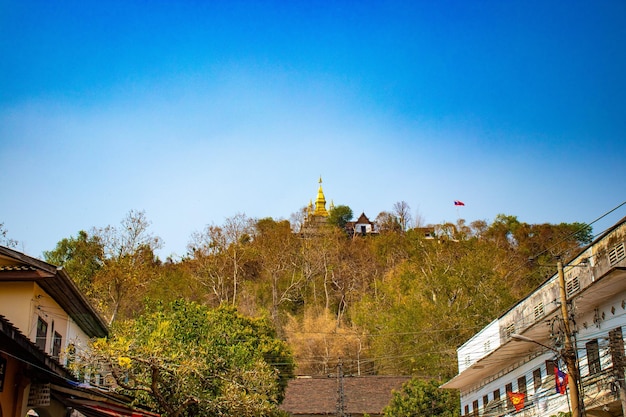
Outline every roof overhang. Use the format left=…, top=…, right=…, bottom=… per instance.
left=0, top=314, right=76, bottom=382
left=53, top=386, right=160, bottom=417
left=442, top=266, right=626, bottom=390
left=0, top=246, right=108, bottom=337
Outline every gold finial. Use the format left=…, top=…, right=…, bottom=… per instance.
left=314, top=177, right=329, bottom=217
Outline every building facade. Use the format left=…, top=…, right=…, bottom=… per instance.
left=443, top=218, right=626, bottom=417
left=345, top=213, right=377, bottom=237
left=0, top=246, right=157, bottom=417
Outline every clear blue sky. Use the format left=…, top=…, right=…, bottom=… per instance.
left=1, top=0, right=625, bottom=259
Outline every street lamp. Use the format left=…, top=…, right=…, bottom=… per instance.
left=511, top=330, right=583, bottom=417
left=511, top=334, right=558, bottom=353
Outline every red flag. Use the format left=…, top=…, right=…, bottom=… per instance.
left=555, top=366, right=568, bottom=394
left=507, top=391, right=525, bottom=411
left=454, top=200, right=465, bottom=206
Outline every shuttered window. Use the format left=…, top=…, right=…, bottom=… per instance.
left=609, top=242, right=625, bottom=266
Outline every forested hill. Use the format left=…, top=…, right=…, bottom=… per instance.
left=42, top=209, right=592, bottom=379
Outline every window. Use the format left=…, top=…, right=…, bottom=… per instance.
left=533, top=368, right=542, bottom=391
left=609, top=242, right=625, bottom=266
left=566, top=277, right=580, bottom=297
left=505, top=323, right=515, bottom=339
left=464, top=355, right=471, bottom=368
left=545, top=359, right=557, bottom=376
left=505, top=383, right=513, bottom=406
left=609, top=327, right=625, bottom=374
left=534, top=302, right=545, bottom=320
left=483, top=395, right=489, bottom=409
left=36, top=316, right=48, bottom=351
left=586, top=339, right=601, bottom=375
left=472, top=400, right=479, bottom=416
left=517, top=376, right=527, bottom=395
left=52, top=331, right=62, bottom=359
left=464, top=405, right=469, bottom=416
left=493, top=388, right=500, bottom=401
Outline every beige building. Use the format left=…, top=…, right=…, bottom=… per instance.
left=0, top=247, right=107, bottom=366
left=0, top=246, right=156, bottom=417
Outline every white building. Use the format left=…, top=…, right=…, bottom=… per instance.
left=443, top=217, right=626, bottom=417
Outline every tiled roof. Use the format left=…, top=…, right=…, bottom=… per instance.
left=0, top=265, right=36, bottom=271
left=355, top=213, right=372, bottom=224
left=280, top=376, right=410, bottom=416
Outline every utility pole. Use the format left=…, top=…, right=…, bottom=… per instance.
left=557, top=259, right=583, bottom=417
left=608, top=328, right=626, bottom=417
left=336, top=360, right=349, bottom=417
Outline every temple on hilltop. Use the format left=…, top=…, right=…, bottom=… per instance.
left=345, top=212, right=377, bottom=237
left=302, top=177, right=334, bottom=232
left=300, top=178, right=378, bottom=237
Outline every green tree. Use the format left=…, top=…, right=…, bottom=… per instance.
left=383, top=378, right=458, bottom=417
left=145, top=260, right=203, bottom=305
left=88, top=300, right=294, bottom=417
left=483, top=214, right=593, bottom=287
left=353, top=230, right=518, bottom=376
left=44, top=230, right=104, bottom=295
left=327, top=205, right=353, bottom=230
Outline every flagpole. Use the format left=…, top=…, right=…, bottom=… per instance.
left=565, top=384, right=572, bottom=416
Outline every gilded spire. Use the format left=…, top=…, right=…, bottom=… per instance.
left=314, top=177, right=329, bottom=217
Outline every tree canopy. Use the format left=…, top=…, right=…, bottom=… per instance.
left=384, top=378, right=459, bottom=417
left=87, top=300, right=294, bottom=417
left=326, top=205, right=353, bottom=229
left=44, top=208, right=594, bottom=416
left=44, top=230, right=104, bottom=295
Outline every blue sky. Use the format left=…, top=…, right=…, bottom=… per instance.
left=1, top=1, right=625, bottom=259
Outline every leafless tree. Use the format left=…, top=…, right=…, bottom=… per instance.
left=393, top=201, right=413, bottom=231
